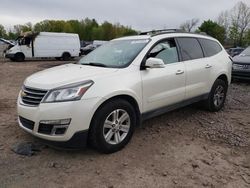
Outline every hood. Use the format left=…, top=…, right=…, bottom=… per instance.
left=24, top=63, right=118, bottom=89
left=0, top=38, right=15, bottom=46
left=233, top=55, right=250, bottom=64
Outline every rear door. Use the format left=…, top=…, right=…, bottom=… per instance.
left=141, top=38, right=186, bottom=112
left=176, top=37, right=210, bottom=99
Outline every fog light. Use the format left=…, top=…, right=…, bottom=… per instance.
left=39, top=119, right=71, bottom=135
left=39, top=118, right=71, bottom=125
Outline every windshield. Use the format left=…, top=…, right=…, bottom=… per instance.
left=78, top=39, right=149, bottom=68
left=240, top=47, right=250, bottom=56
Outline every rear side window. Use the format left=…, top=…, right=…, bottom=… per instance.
left=199, top=38, right=222, bottom=57
left=176, top=38, right=203, bottom=61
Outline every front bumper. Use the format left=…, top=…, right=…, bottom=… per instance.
left=17, top=93, right=102, bottom=144
left=5, top=53, right=15, bottom=59
left=232, top=70, right=250, bottom=80
left=37, top=130, right=89, bottom=149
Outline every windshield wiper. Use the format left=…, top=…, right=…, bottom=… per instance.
left=82, top=62, right=107, bottom=67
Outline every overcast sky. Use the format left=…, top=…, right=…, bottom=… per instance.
left=0, top=0, right=249, bottom=31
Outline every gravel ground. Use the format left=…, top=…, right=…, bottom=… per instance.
left=0, top=59, right=249, bottom=188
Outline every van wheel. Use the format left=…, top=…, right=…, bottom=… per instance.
left=89, top=99, right=136, bottom=153
left=15, top=53, right=25, bottom=62
left=62, top=53, right=71, bottom=61
left=204, top=79, right=228, bottom=112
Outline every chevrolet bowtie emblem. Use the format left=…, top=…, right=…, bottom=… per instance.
left=21, top=90, right=27, bottom=97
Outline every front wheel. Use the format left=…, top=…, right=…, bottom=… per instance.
left=89, top=99, right=136, bottom=153
left=204, top=79, right=228, bottom=112
left=15, top=53, right=25, bottom=62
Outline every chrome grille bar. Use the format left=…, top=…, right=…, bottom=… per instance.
left=21, top=86, right=48, bottom=106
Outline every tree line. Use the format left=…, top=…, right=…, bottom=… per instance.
left=180, top=1, right=250, bottom=47
left=0, top=18, right=138, bottom=41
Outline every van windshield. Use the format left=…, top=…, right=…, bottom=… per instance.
left=78, top=39, right=149, bottom=68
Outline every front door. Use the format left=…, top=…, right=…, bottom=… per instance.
left=141, top=38, right=186, bottom=113
left=19, top=37, right=32, bottom=58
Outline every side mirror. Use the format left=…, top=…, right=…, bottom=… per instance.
left=145, top=58, right=165, bottom=68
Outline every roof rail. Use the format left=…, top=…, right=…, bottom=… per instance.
left=139, top=29, right=184, bottom=36
left=139, top=29, right=209, bottom=37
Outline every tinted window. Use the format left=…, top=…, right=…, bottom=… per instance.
left=199, top=38, right=222, bottom=57
left=148, top=39, right=178, bottom=64
left=177, top=37, right=203, bottom=61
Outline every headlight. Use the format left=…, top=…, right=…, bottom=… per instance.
left=42, top=80, right=94, bottom=103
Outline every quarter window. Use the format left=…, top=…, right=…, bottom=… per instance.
left=176, top=38, right=203, bottom=61
left=148, top=39, right=179, bottom=64
left=199, top=38, right=222, bottom=57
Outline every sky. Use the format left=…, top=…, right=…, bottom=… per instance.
left=0, top=0, right=250, bottom=31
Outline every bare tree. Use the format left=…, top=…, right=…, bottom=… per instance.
left=180, top=18, right=199, bottom=32
left=230, top=1, right=250, bottom=46
left=217, top=10, right=230, bottom=34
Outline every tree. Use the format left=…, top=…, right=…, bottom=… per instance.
left=230, top=1, right=250, bottom=46
left=12, top=23, right=33, bottom=35
left=8, top=18, right=137, bottom=40
left=217, top=10, right=230, bottom=35
left=180, top=18, right=199, bottom=32
left=244, top=29, right=250, bottom=45
left=199, top=20, right=226, bottom=43
left=0, top=24, right=7, bottom=38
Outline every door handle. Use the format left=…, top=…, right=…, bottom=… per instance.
left=176, top=70, right=184, bottom=75
left=205, top=64, right=212, bottom=69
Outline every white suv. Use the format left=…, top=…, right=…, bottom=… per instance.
left=17, top=30, right=232, bottom=153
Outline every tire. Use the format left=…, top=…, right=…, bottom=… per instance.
left=89, top=99, right=136, bottom=153
left=203, top=79, right=228, bottom=112
left=15, top=53, right=25, bottom=62
left=62, top=53, right=71, bottom=61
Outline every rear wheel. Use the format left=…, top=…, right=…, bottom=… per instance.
left=89, top=99, right=136, bottom=153
left=62, top=52, right=71, bottom=61
left=204, top=79, right=228, bottom=112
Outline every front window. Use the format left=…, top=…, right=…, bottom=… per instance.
left=78, top=39, right=149, bottom=68
left=147, top=39, right=179, bottom=64
left=18, top=37, right=31, bottom=46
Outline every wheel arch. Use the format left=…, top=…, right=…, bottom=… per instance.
left=216, top=74, right=229, bottom=86
left=62, top=51, right=70, bottom=55
left=90, top=94, right=142, bottom=129
left=15, top=52, right=25, bottom=57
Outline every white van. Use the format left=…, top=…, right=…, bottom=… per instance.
left=5, top=32, right=80, bottom=61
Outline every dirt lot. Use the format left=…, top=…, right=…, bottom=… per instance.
left=0, top=59, right=249, bottom=188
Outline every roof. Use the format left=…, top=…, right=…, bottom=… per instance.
left=18, top=31, right=79, bottom=38
left=115, top=29, right=216, bottom=42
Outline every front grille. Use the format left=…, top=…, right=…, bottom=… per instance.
left=19, top=116, right=35, bottom=130
left=21, top=86, right=47, bottom=106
